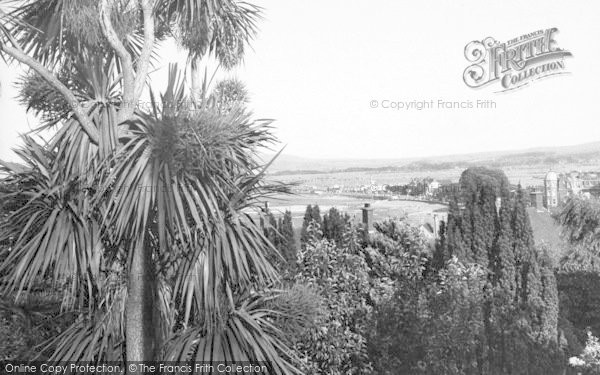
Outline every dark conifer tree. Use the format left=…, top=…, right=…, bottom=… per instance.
left=300, top=204, right=314, bottom=245
left=431, top=220, right=447, bottom=271
left=444, top=170, right=561, bottom=373
left=311, top=204, right=322, bottom=228
left=494, top=204, right=516, bottom=299
left=301, top=204, right=322, bottom=245
left=323, top=207, right=350, bottom=245
left=471, top=203, right=490, bottom=266
left=490, top=203, right=518, bottom=373
left=445, top=198, right=467, bottom=261
left=280, top=210, right=296, bottom=265
left=268, top=212, right=279, bottom=248
left=452, top=168, right=508, bottom=267
left=512, top=186, right=536, bottom=307
left=537, top=253, right=559, bottom=342
left=261, top=209, right=281, bottom=266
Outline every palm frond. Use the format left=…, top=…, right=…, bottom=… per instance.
left=4, top=0, right=140, bottom=67
left=0, top=136, right=102, bottom=311
left=97, top=109, right=282, bottom=321
left=158, top=0, right=261, bottom=67
left=162, top=293, right=302, bottom=374
left=44, top=276, right=126, bottom=362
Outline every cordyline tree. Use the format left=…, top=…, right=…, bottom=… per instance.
left=0, top=0, right=305, bottom=372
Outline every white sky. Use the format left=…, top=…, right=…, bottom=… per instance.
left=1, top=0, right=599, bottom=162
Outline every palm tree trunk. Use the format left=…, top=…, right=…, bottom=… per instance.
left=126, top=238, right=156, bottom=366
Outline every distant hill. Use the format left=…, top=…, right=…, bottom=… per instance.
left=260, top=141, right=600, bottom=175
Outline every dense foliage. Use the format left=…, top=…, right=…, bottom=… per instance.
left=322, top=207, right=352, bottom=246
left=294, top=226, right=373, bottom=374
left=433, top=168, right=564, bottom=374
left=301, top=204, right=323, bottom=244
left=251, top=176, right=586, bottom=374
left=261, top=208, right=297, bottom=270
left=386, top=177, right=434, bottom=197
left=0, top=0, right=304, bottom=370
left=570, top=332, right=600, bottom=373
left=1, top=0, right=598, bottom=372
left=3, top=166, right=598, bottom=374
left=554, top=196, right=600, bottom=372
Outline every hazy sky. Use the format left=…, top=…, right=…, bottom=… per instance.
left=1, top=0, right=599, bottom=162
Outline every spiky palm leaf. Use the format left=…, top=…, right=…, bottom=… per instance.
left=0, top=136, right=101, bottom=310
left=1, top=38, right=300, bottom=369
left=158, top=0, right=261, bottom=67
left=98, top=72, right=281, bottom=315
left=17, top=54, right=122, bottom=133
left=2, top=0, right=142, bottom=67
left=210, top=78, right=248, bottom=114
left=91, top=68, right=299, bottom=370
left=162, top=293, right=301, bottom=374
left=44, top=282, right=126, bottom=362
left=40, top=273, right=174, bottom=362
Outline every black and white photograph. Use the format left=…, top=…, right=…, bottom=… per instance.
left=0, top=1, right=599, bottom=374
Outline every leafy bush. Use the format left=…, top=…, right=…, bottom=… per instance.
left=0, top=288, right=73, bottom=360
left=570, top=332, right=600, bottom=374
left=293, top=225, right=373, bottom=374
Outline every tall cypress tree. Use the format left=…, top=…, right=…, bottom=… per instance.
left=490, top=203, right=518, bottom=373
left=493, top=204, right=516, bottom=299
left=444, top=169, right=560, bottom=372
left=323, top=207, right=350, bottom=245
left=301, top=204, right=322, bottom=245
left=538, top=253, right=559, bottom=342
left=280, top=210, right=296, bottom=265
left=300, top=204, right=314, bottom=245
left=311, top=204, right=322, bottom=228
left=268, top=212, right=279, bottom=248
left=445, top=198, right=467, bottom=261
left=512, top=187, right=536, bottom=307
left=432, top=220, right=447, bottom=271
left=261, top=209, right=281, bottom=266
left=450, top=168, right=508, bottom=267
left=512, top=187, right=558, bottom=337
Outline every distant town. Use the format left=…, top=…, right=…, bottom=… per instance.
left=290, top=169, right=600, bottom=211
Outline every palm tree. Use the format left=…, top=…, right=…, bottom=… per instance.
left=0, top=1, right=307, bottom=371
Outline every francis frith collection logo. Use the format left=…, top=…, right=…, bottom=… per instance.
left=463, top=28, right=572, bottom=92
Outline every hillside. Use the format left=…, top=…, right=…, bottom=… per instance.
left=261, top=141, right=600, bottom=175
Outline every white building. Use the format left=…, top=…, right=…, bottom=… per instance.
left=544, top=171, right=559, bottom=208
left=426, top=180, right=441, bottom=196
